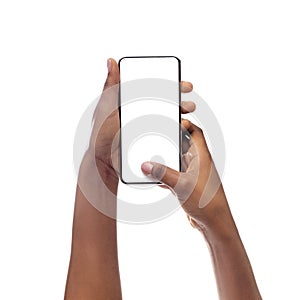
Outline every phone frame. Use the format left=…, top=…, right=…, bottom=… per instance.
left=118, top=56, right=182, bottom=184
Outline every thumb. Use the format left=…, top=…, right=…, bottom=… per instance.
left=103, top=58, right=120, bottom=90
left=141, top=162, right=180, bottom=188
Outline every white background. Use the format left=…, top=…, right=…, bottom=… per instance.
left=1, top=0, right=300, bottom=299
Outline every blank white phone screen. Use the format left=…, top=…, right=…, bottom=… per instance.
left=119, top=56, right=181, bottom=184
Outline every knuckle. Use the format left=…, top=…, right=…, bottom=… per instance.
left=152, top=164, right=166, bottom=180
left=196, top=126, right=203, bottom=135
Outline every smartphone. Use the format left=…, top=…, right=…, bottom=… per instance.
left=119, top=56, right=181, bottom=184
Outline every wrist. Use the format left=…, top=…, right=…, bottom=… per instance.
left=79, top=150, right=119, bottom=196
left=192, top=196, right=239, bottom=245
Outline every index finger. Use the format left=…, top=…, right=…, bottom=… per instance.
left=182, top=119, right=210, bottom=153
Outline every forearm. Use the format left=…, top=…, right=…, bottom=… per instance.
left=199, top=199, right=262, bottom=300
left=65, top=154, right=122, bottom=300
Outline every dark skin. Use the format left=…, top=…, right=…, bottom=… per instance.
left=65, top=58, right=262, bottom=300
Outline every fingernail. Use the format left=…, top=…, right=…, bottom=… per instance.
left=107, top=58, right=112, bottom=73
left=141, top=162, right=153, bottom=175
